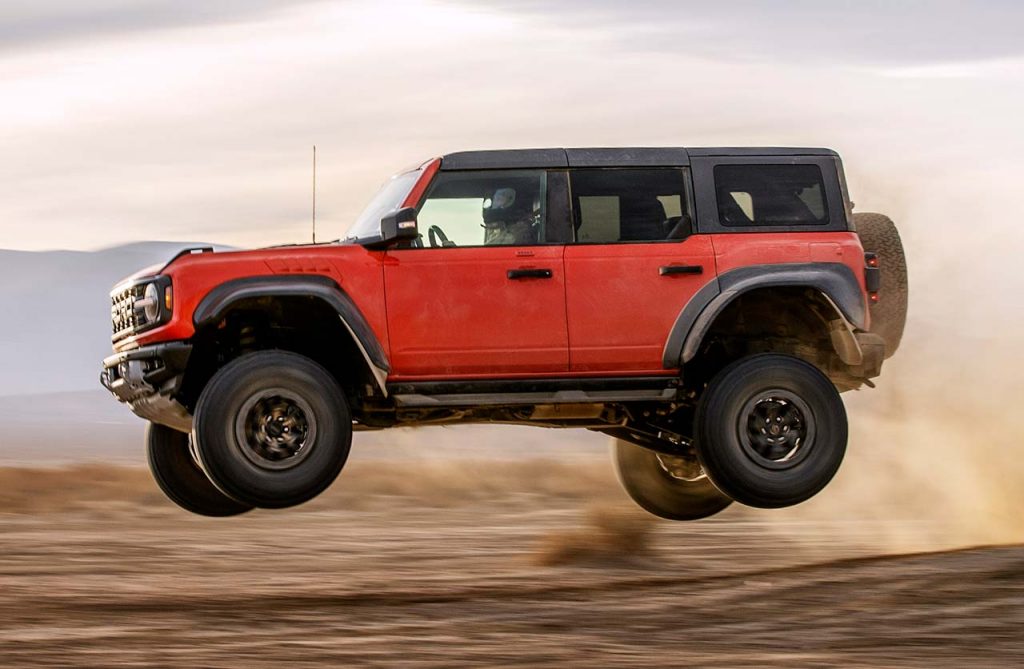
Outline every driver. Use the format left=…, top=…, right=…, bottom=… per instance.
left=482, top=187, right=539, bottom=245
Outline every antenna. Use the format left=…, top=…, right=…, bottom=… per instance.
left=312, top=145, right=317, bottom=244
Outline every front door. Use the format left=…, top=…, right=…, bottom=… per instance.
left=384, top=169, right=569, bottom=378
left=563, top=167, right=716, bottom=374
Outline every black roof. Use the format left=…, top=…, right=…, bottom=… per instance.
left=439, top=147, right=838, bottom=171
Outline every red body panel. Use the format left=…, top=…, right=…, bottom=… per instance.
left=120, top=231, right=868, bottom=378
left=383, top=246, right=569, bottom=378
left=563, top=237, right=715, bottom=374
left=709, top=231, right=869, bottom=328
left=401, top=158, right=440, bottom=209
left=119, top=245, right=390, bottom=354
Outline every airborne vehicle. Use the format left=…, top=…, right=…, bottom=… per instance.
left=101, top=147, right=908, bottom=519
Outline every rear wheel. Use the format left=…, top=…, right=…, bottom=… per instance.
left=611, top=438, right=733, bottom=521
left=695, top=354, right=847, bottom=509
left=855, top=212, right=908, bottom=358
left=192, top=351, right=352, bottom=509
left=146, top=423, right=253, bottom=517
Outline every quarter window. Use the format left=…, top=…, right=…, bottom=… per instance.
left=570, top=169, right=692, bottom=243
left=416, top=170, right=547, bottom=247
left=714, top=164, right=829, bottom=226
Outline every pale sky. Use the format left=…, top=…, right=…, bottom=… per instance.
left=3, top=2, right=1022, bottom=529
left=1, top=0, right=1022, bottom=256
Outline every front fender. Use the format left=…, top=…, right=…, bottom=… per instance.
left=192, top=274, right=391, bottom=389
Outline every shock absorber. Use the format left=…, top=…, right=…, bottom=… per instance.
left=238, top=324, right=258, bottom=353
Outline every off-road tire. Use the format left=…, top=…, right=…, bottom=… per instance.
left=855, top=212, right=908, bottom=358
left=612, top=438, right=733, bottom=521
left=695, top=354, right=847, bottom=509
left=146, top=422, right=253, bottom=517
left=192, top=351, right=352, bottom=509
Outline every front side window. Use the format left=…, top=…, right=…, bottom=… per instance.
left=714, top=164, right=829, bottom=227
left=570, top=169, right=691, bottom=243
left=416, top=170, right=547, bottom=247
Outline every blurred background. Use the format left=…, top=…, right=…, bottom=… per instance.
left=1, top=1, right=1023, bottom=665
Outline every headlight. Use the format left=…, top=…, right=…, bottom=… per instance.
left=111, top=275, right=171, bottom=341
left=131, top=280, right=162, bottom=325
left=142, top=282, right=161, bottom=323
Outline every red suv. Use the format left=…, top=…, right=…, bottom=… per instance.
left=101, top=147, right=908, bottom=520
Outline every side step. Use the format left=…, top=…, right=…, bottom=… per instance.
left=388, top=376, right=679, bottom=409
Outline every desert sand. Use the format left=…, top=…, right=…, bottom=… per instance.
left=1, top=456, right=1021, bottom=668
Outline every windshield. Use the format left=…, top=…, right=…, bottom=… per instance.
left=345, top=169, right=422, bottom=242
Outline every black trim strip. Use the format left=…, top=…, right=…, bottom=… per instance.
left=391, top=376, right=679, bottom=408
left=388, top=376, right=678, bottom=397
left=565, top=147, right=689, bottom=167
left=865, top=265, right=881, bottom=292
left=439, top=147, right=837, bottom=171
left=661, top=277, right=722, bottom=368
left=393, top=388, right=677, bottom=408
left=441, top=149, right=568, bottom=170
left=507, top=268, right=553, bottom=279
left=659, top=264, right=704, bottom=276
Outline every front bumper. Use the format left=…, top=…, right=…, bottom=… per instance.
left=100, top=342, right=193, bottom=433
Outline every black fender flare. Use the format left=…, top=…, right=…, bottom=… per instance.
left=662, top=263, right=867, bottom=368
left=192, top=275, right=390, bottom=390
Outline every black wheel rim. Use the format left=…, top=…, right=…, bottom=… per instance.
left=737, top=390, right=815, bottom=470
left=233, top=389, right=317, bottom=470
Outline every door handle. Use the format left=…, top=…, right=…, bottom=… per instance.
left=659, top=264, right=703, bottom=276
left=507, top=268, right=553, bottom=280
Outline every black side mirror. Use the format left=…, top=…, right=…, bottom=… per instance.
left=380, top=207, right=418, bottom=243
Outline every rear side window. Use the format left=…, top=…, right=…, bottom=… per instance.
left=714, top=164, right=829, bottom=227
left=570, top=169, right=692, bottom=243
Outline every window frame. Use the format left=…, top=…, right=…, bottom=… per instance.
left=566, top=167, right=697, bottom=245
left=713, top=163, right=830, bottom=228
left=691, top=156, right=850, bottom=234
left=409, top=168, right=569, bottom=249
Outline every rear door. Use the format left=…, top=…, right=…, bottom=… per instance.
left=563, top=168, right=716, bottom=374
left=384, top=169, right=572, bottom=378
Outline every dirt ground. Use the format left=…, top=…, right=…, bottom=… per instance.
left=1, top=459, right=1022, bottom=668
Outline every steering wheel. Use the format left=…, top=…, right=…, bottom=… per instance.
left=427, top=225, right=454, bottom=248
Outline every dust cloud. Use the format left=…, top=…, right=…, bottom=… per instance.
left=777, top=165, right=1024, bottom=551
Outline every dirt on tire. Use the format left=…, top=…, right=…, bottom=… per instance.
left=855, top=212, right=909, bottom=357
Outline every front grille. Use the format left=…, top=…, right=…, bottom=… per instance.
left=111, top=283, right=146, bottom=341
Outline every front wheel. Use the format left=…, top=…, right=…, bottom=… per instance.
left=192, top=351, right=353, bottom=509
left=695, top=354, right=847, bottom=509
left=146, top=423, right=253, bottom=517
left=611, top=438, right=733, bottom=521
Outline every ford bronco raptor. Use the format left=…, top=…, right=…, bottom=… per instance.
left=101, top=147, right=907, bottom=519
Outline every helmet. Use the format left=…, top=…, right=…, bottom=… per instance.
left=483, top=187, right=533, bottom=225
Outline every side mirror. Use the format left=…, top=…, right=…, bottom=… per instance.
left=380, top=207, right=418, bottom=243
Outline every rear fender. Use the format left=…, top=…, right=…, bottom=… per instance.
left=662, top=263, right=867, bottom=367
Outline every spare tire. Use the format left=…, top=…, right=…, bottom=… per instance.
left=854, top=212, right=908, bottom=358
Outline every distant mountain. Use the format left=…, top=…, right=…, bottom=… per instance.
left=0, top=242, right=227, bottom=396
